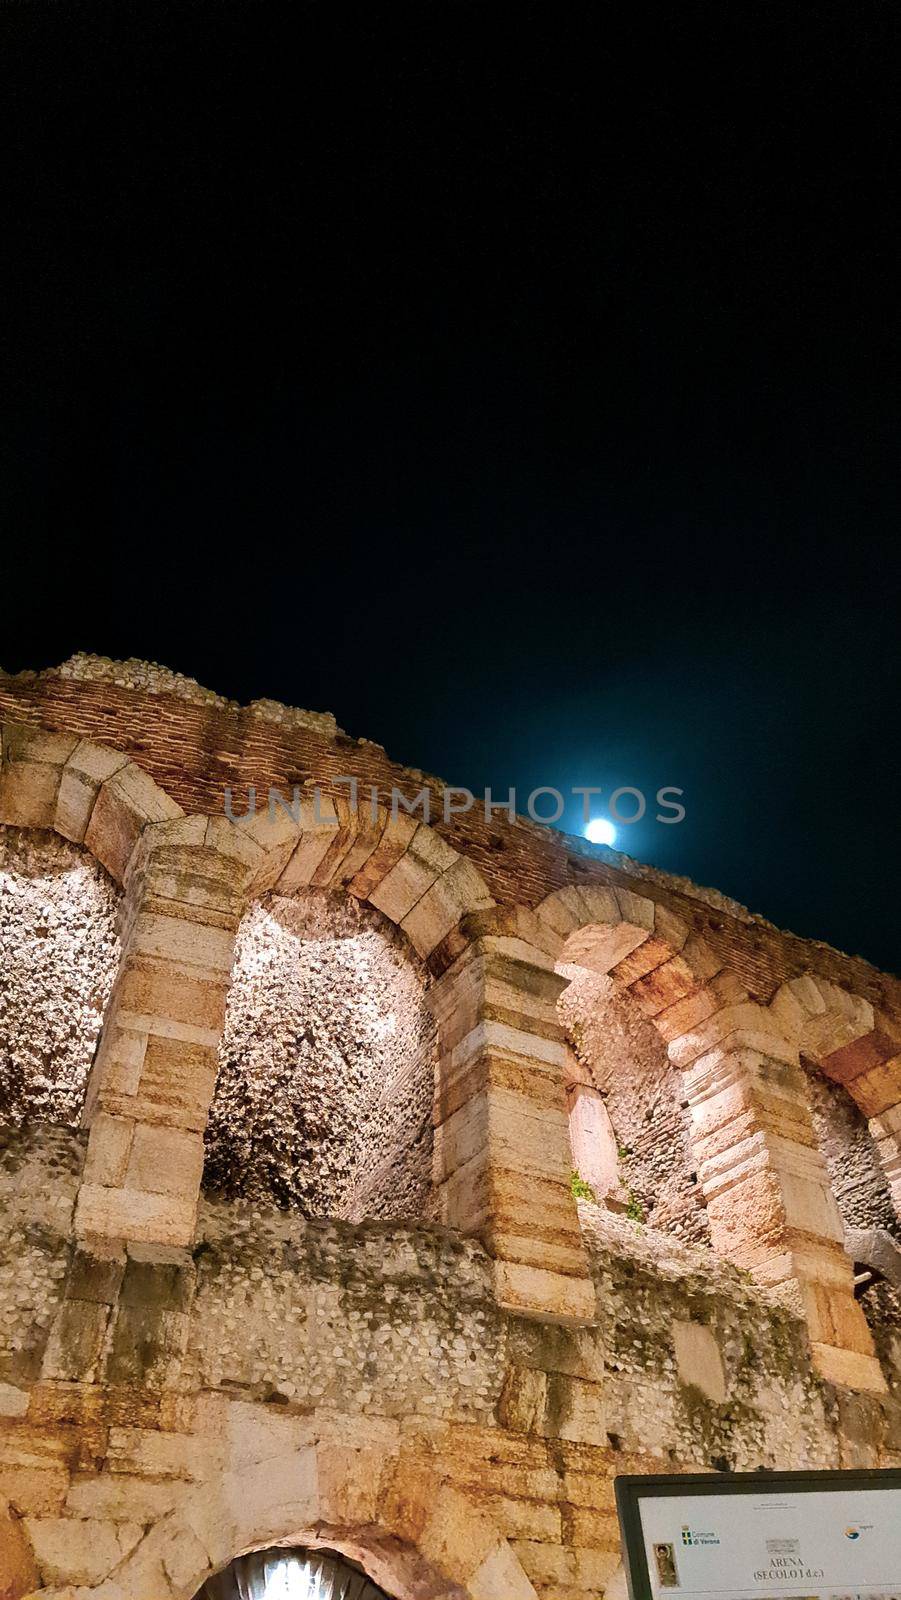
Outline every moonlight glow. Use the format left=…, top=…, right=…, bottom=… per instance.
left=584, top=817, right=617, bottom=847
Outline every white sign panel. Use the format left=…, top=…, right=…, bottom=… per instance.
left=616, top=1473, right=901, bottom=1600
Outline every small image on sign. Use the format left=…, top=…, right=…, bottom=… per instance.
left=652, top=1544, right=680, bottom=1587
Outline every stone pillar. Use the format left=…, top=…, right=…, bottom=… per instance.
left=564, top=1053, right=619, bottom=1200
left=682, top=1038, right=886, bottom=1392
left=74, top=824, right=245, bottom=1248
left=430, top=938, right=595, bottom=1325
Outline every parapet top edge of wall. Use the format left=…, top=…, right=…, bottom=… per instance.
left=0, top=678, right=898, bottom=1012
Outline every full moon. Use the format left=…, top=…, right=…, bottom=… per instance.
left=584, top=817, right=617, bottom=847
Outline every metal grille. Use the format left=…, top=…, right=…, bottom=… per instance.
left=197, top=1546, right=393, bottom=1600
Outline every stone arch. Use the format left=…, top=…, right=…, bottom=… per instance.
left=519, top=885, right=736, bottom=1245
left=522, top=882, right=731, bottom=1046
left=0, top=722, right=187, bottom=1139
left=773, top=973, right=901, bottom=1121
left=216, top=792, right=496, bottom=962
left=0, top=719, right=185, bottom=882
left=42, top=1437, right=537, bottom=1600
left=499, top=884, right=888, bottom=1390
left=772, top=973, right=901, bottom=1224
left=58, top=778, right=496, bottom=1255
left=194, top=799, right=497, bottom=1229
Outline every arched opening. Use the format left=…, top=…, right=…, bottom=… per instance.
left=0, top=824, right=121, bottom=1130
left=203, top=888, right=438, bottom=1220
left=197, top=1546, right=394, bottom=1600
left=555, top=951, right=711, bottom=1247
left=802, top=1056, right=901, bottom=1348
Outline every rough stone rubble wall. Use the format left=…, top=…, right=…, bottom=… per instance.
left=204, top=890, right=437, bottom=1221
left=0, top=827, right=120, bottom=1129
left=1, top=1129, right=899, bottom=1598
left=803, top=1059, right=899, bottom=1239
left=560, top=967, right=711, bottom=1246
left=0, top=1124, right=82, bottom=1392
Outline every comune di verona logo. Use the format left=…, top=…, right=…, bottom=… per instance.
left=680, top=1525, right=721, bottom=1548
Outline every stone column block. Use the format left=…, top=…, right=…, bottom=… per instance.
left=430, top=940, right=596, bottom=1326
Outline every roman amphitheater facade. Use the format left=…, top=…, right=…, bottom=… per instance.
left=0, top=658, right=899, bottom=1599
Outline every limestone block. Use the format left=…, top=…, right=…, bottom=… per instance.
left=669, top=1003, right=798, bottom=1070
left=224, top=1448, right=319, bottom=1549
left=128, top=911, right=235, bottom=974
left=159, top=1520, right=212, bottom=1592
left=535, top=892, right=583, bottom=941
left=95, top=1527, right=177, bottom=1600
left=83, top=1114, right=134, bottom=1188
left=567, top=1084, right=619, bottom=1197
left=125, top=1124, right=204, bottom=1200
left=811, top=1342, right=888, bottom=1394
left=402, top=858, right=495, bottom=958
left=841, top=1056, right=901, bottom=1118
left=549, top=1374, right=607, bottom=1445
left=89, top=1026, right=149, bottom=1104
left=0, top=1496, right=37, bottom=1598
left=203, top=815, right=266, bottom=879
left=24, top=1515, right=143, bottom=1585
left=418, top=1483, right=499, bottom=1585
left=498, top=1367, right=549, bottom=1433
left=52, top=740, right=126, bottom=843
left=610, top=933, right=678, bottom=986
left=655, top=970, right=747, bottom=1045
left=0, top=1465, right=70, bottom=1519
left=106, top=1427, right=212, bottom=1481
left=368, top=822, right=457, bottom=924
left=562, top=920, right=648, bottom=975
left=572, top=884, right=620, bottom=926
left=493, top=1261, right=596, bottom=1326
left=64, top=1474, right=179, bottom=1522
left=671, top=1320, right=727, bottom=1403
left=114, top=961, right=228, bottom=1037
left=510, top=1538, right=575, bottom=1587
left=232, top=798, right=302, bottom=864
left=0, top=1385, right=29, bottom=1419
left=0, top=749, right=63, bottom=828
left=346, top=810, right=418, bottom=900
left=85, top=764, right=183, bottom=882
left=75, top=1183, right=197, bottom=1248
left=66, top=1244, right=126, bottom=1305
left=652, top=902, right=691, bottom=951
left=269, top=797, right=341, bottom=894
left=470, top=1540, right=538, bottom=1600
left=325, top=805, right=389, bottom=889
left=777, top=1166, right=844, bottom=1244
left=870, top=1103, right=901, bottom=1210
left=40, top=1302, right=110, bottom=1384
left=317, top=1443, right=385, bottom=1525
left=612, top=886, right=655, bottom=929
left=134, top=1034, right=220, bottom=1128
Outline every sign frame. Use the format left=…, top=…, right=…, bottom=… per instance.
left=614, top=1467, right=901, bottom=1600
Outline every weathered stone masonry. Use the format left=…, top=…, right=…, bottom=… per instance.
left=0, top=657, right=899, bottom=1599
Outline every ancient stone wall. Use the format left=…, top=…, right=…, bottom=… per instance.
left=203, top=890, right=436, bottom=1220
left=0, top=668, right=900, bottom=1598
left=3, top=663, right=899, bottom=1013
left=559, top=968, right=710, bottom=1246
left=0, top=827, right=120, bottom=1129
left=0, top=1125, right=898, bottom=1598
left=804, top=1059, right=899, bottom=1238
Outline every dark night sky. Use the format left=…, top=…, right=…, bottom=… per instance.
left=2, top=2, right=899, bottom=970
